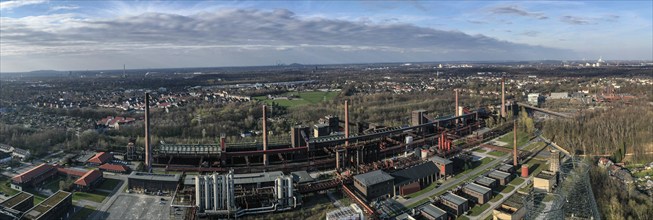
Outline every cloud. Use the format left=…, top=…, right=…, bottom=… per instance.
left=0, top=9, right=574, bottom=71
left=49, top=5, right=79, bottom=12
left=520, top=31, right=539, bottom=37
left=467, top=19, right=487, bottom=24
left=560, top=14, right=621, bottom=25
left=0, top=0, right=47, bottom=10
left=489, top=5, right=548, bottom=20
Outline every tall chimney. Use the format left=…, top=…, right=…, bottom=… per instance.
left=345, top=100, right=350, bottom=145
left=513, top=119, right=518, bottom=166
left=455, top=89, right=459, bottom=117
left=144, top=92, right=152, bottom=173
left=501, top=78, right=506, bottom=118
left=262, top=105, right=268, bottom=166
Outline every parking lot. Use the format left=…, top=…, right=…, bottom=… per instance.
left=105, top=194, right=171, bottom=220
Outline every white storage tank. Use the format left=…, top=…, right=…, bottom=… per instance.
left=421, top=149, right=429, bottom=160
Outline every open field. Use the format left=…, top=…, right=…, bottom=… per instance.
left=253, top=91, right=339, bottom=108
left=73, top=191, right=109, bottom=203
left=98, top=179, right=121, bottom=191
left=487, top=150, right=507, bottom=157
left=0, top=177, right=19, bottom=196
left=405, top=182, right=439, bottom=199
left=498, top=131, right=531, bottom=149
left=469, top=203, right=491, bottom=216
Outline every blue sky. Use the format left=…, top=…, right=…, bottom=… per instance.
left=1, top=0, right=651, bottom=72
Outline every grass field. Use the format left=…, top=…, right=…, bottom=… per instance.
left=487, top=150, right=507, bottom=157
left=469, top=203, right=491, bottom=216
left=489, top=194, right=504, bottom=203
left=474, top=148, right=487, bottom=153
left=523, top=142, right=546, bottom=151
left=0, top=178, right=19, bottom=196
left=509, top=177, right=525, bottom=186
left=97, top=179, right=121, bottom=191
left=500, top=185, right=515, bottom=194
left=498, top=130, right=531, bottom=149
left=73, top=191, right=109, bottom=203
left=253, top=91, right=339, bottom=108
left=71, top=205, right=96, bottom=220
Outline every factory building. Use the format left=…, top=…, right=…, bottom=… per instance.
left=430, top=156, right=453, bottom=178
left=462, top=183, right=493, bottom=204
left=22, top=191, right=72, bottom=220
left=440, top=192, right=469, bottom=216
left=390, top=161, right=439, bottom=196
left=497, top=164, right=515, bottom=173
left=195, top=171, right=298, bottom=217
left=290, top=125, right=311, bottom=148
left=534, top=171, right=557, bottom=192
left=492, top=193, right=527, bottom=220
left=127, top=172, right=181, bottom=193
left=488, top=170, right=512, bottom=185
left=313, top=123, right=330, bottom=137
left=420, top=204, right=448, bottom=220
left=550, top=150, right=561, bottom=173
left=353, top=170, right=394, bottom=202
left=10, top=164, right=58, bottom=190
left=0, top=192, right=34, bottom=212
left=475, top=176, right=498, bottom=189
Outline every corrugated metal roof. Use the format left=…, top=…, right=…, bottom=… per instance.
left=489, top=170, right=511, bottom=179
left=421, top=204, right=446, bottom=218
left=464, top=183, right=492, bottom=194
left=128, top=171, right=181, bottom=182
left=429, top=156, right=452, bottom=165
left=442, top=192, right=467, bottom=205
left=475, top=176, right=496, bottom=186
left=232, top=171, right=284, bottom=185
left=353, top=170, right=394, bottom=187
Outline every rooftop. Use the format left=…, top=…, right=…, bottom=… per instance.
left=421, top=204, right=446, bottom=218
left=535, top=171, right=556, bottom=180
left=464, top=183, right=492, bottom=195
left=88, top=152, right=112, bottom=164
left=489, top=170, right=511, bottom=179
left=23, top=191, right=71, bottom=220
left=98, top=163, right=130, bottom=172
left=12, top=163, right=56, bottom=184
left=353, top=170, right=394, bottom=187
left=475, top=176, right=496, bottom=186
left=429, top=156, right=453, bottom=165
left=390, top=161, right=438, bottom=186
left=0, top=192, right=33, bottom=209
left=502, top=193, right=525, bottom=210
left=498, top=164, right=514, bottom=171
left=233, top=171, right=284, bottom=185
left=157, top=144, right=220, bottom=155
left=290, top=171, right=315, bottom=183
left=128, top=172, right=181, bottom=182
left=74, top=170, right=103, bottom=186
left=441, top=192, right=467, bottom=206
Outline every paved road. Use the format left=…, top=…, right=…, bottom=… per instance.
left=90, top=174, right=129, bottom=220
left=401, top=135, right=540, bottom=207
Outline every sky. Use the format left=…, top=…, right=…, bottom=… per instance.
left=0, top=0, right=651, bottom=72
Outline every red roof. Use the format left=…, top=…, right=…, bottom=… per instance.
left=11, top=164, right=55, bottom=184
left=98, top=163, right=130, bottom=173
left=88, top=152, right=112, bottom=164
left=57, top=168, right=88, bottom=177
left=74, top=170, right=103, bottom=187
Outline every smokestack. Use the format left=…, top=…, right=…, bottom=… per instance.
left=262, top=105, right=268, bottom=166
left=513, top=120, right=518, bottom=166
left=455, top=89, right=459, bottom=117
left=144, top=92, right=152, bottom=173
left=220, top=135, right=226, bottom=152
left=345, top=100, right=350, bottom=145
left=501, top=78, right=506, bottom=118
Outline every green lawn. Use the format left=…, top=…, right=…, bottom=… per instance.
left=469, top=203, right=491, bottom=216
left=500, top=185, right=515, bottom=194
left=489, top=194, right=504, bottom=203
left=0, top=178, right=19, bottom=196
left=406, top=182, right=439, bottom=199
left=454, top=158, right=495, bottom=178
left=97, top=179, right=121, bottom=191
left=487, top=150, right=507, bottom=157
left=73, top=191, right=109, bottom=203
left=71, top=205, right=96, bottom=220
left=523, top=142, right=546, bottom=151
left=498, top=130, right=531, bottom=149
left=254, top=91, right=339, bottom=108
left=457, top=215, right=470, bottom=220
left=42, top=176, right=63, bottom=193
left=509, top=177, right=525, bottom=186
left=474, top=148, right=487, bottom=153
